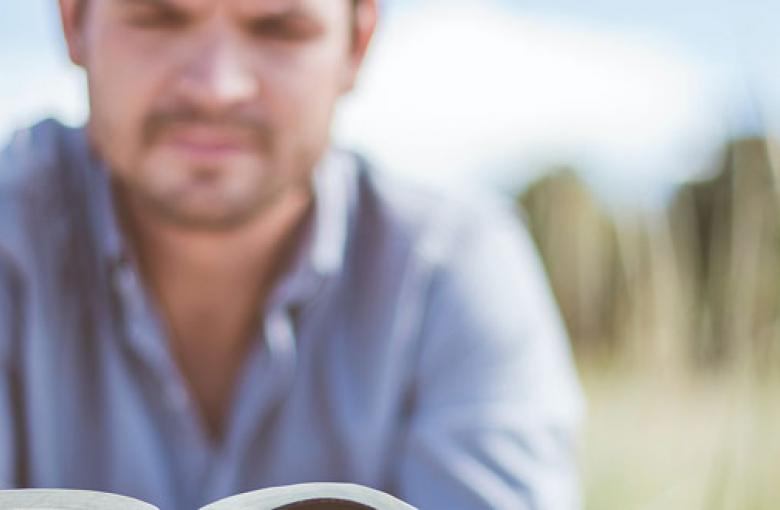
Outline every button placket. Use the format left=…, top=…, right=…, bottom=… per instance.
left=200, top=304, right=301, bottom=503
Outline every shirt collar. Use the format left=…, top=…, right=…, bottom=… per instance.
left=267, top=148, right=356, bottom=308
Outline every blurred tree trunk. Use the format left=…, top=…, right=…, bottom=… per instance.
left=519, top=137, right=780, bottom=375
left=670, top=138, right=780, bottom=373
left=520, top=168, right=624, bottom=361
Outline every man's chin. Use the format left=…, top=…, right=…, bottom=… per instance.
left=150, top=199, right=262, bottom=231
left=131, top=177, right=266, bottom=231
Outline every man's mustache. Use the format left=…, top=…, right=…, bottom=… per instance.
left=141, top=107, right=272, bottom=149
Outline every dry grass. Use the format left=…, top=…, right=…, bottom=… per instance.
left=581, top=364, right=780, bottom=510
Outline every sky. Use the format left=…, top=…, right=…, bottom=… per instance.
left=0, top=0, right=773, bottom=207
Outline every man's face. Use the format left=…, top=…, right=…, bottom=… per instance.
left=60, top=0, right=375, bottom=229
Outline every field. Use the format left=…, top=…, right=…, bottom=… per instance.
left=518, top=137, right=780, bottom=509
left=582, top=364, right=780, bottom=510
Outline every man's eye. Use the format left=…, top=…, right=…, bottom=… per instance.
left=248, top=18, right=320, bottom=41
left=126, top=11, right=186, bottom=30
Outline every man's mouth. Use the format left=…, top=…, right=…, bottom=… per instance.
left=158, top=124, right=255, bottom=159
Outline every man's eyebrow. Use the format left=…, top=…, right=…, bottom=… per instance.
left=248, top=8, right=308, bottom=23
left=117, top=0, right=181, bottom=11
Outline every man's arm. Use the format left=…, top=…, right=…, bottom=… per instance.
left=397, top=208, right=585, bottom=509
left=0, top=257, right=19, bottom=487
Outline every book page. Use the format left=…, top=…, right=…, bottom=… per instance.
left=0, top=490, right=158, bottom=510
left=201, top=483, right=416, bottom=510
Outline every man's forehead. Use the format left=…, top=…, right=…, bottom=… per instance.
left=112, top=0, right=324, bottom=17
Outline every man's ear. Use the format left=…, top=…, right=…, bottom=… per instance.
left=342, top=0, right=378, bottom=93
left=59, top=0, right=88, bottom=67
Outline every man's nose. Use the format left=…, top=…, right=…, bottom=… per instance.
left=176, top=31, right=258, bottom=114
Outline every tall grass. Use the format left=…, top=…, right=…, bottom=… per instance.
left=519, top=137, right=780, bottom=509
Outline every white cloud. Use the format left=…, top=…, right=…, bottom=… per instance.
left=334, top=2, right=730, bottom=199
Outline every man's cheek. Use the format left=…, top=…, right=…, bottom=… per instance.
left=282, top=89, right=328, bottom=132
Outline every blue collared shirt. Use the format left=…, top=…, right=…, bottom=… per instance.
left=0, top=120, right=584, bottom=510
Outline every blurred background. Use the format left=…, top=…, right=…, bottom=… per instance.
left=2, top=0, right=779, bottom=508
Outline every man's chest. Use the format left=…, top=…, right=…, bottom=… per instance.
left=15, top=305, right=411, bottom=507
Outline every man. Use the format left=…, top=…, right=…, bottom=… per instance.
left=0, top=0, right=584, bottom=508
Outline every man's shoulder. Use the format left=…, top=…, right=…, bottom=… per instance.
left=0, top=118, right=84, bottom=261
left=353, top=158, right=529, bottom=270
left=0, top=118, right=76, bottom=187
left=352, top=158, right=556, bottom=331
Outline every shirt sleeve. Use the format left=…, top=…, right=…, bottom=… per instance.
left=0, top=259, right=19, bottom=488
left=396, top=208, right=585, bottom=510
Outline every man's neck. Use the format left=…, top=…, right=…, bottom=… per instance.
left=118, top=186, right=313, bottom=306
left=114, top=184, right=314, bottom=440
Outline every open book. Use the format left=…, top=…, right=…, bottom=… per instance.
left=0, top=483, right=416, bottom=510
